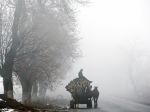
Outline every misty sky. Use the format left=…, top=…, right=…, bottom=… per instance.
left=53, top=0, right=150, bottom=98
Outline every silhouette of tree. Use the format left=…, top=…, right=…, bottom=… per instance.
left=0, top=0, right=87, bottom=103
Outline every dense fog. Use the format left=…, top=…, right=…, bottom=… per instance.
left=51, top=0, right=150, bottom=104
left=0, top=0, right=150, bottom=109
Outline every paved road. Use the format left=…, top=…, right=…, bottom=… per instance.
left=69, top=96, right=150, bottom=112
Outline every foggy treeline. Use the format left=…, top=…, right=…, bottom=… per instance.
left=0, top=0, right=86, bottom=105
left=1, top=0, right=150, bottom=110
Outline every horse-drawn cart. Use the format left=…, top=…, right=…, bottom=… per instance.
left=69, top=93, right=92, bottom=109
left=65, top=77, right=93, bottom=109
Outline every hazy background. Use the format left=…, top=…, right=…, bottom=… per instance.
left=49, top=0, right=150, bottom=101
left=1, top=0, right=150, bottom=103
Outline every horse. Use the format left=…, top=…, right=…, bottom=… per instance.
left=92, top=87, right=99, bottom=108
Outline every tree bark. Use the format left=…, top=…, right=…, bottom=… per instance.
left=3, top=75, right=13, bottom=98
left=18, top=72, right=32, bottom=104
left=2, top=0, right=24, bottom=99
left=39, top=83, right=47, bottom=98
left=32, top=80, right=38, bottom=101
left=22, top=82, right=32, bottom=104
left=3, top=45, right=17, bottom=99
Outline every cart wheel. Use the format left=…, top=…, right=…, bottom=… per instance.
left=70, top=100, right=75, bottom=109
left=87, top=100, right=92, bottom=108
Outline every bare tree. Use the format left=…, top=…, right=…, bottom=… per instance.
left=0, top=0, right=86, bottom=102
left=13, top=0, right=83, bottom=104
left=0, top=0, right=25, bottom=98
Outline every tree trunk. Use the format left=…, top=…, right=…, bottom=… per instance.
left=2, top=40, right=18, bottom=99
left=3, top=75, right=13, bottom=98
left=39, top=83, right=47, bottom=98
left=32, top=81, right=38, bottom=101
left=19, top=72, right=33, bottom=104
left=38, top=83, right=47, bottom=104
left=2, top=0, right=24, bottom=99
left=22, top=82, right=32, bottom=104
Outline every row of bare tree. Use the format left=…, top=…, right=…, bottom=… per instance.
left=0, top=0, right=85, bottom=104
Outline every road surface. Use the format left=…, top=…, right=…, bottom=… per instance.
left=69, top=96, right=150, bottom=112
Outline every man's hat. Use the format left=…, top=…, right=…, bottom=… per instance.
left=80, top=69, right=83, bottom=71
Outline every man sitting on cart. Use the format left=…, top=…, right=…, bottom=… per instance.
left=78, top=69, right=92, bottom=83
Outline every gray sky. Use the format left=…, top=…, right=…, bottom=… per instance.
left=52, top=0, right=150, bottom=99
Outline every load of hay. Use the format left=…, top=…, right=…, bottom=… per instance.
left=65, top=77, right=92, bottom=95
